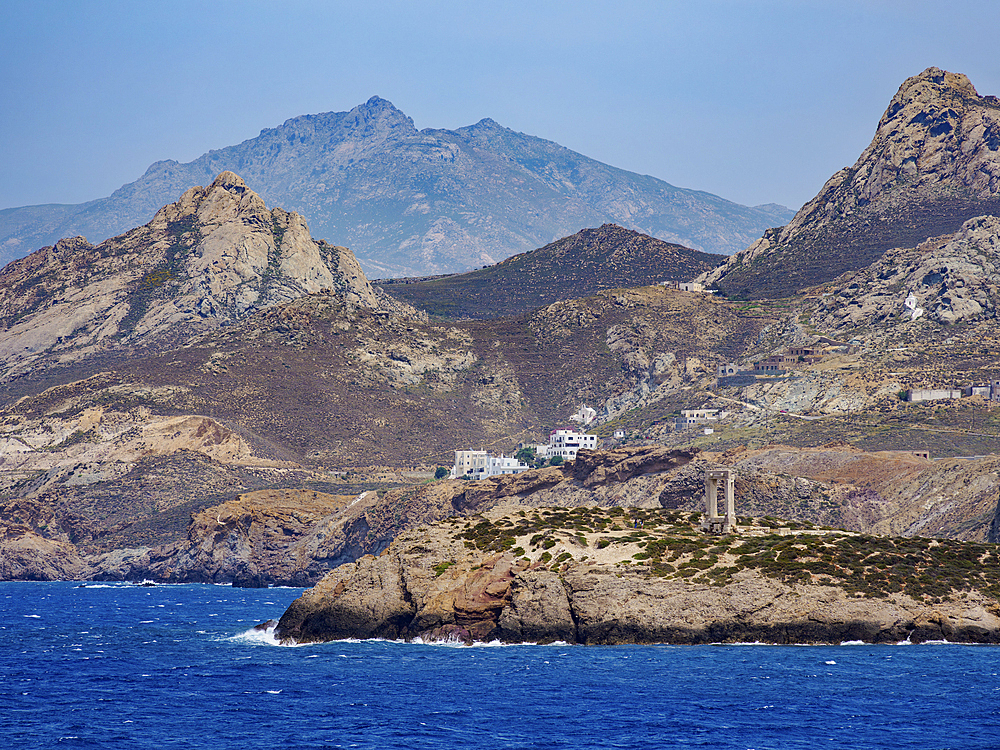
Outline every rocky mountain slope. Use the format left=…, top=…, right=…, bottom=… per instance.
left=2, top=162, right=1000, bottom=593
left=377, top=224, right=726, bottom=319
left=0, top=171, right=409, bottom=383
left=274, top=501, right=1000, bottom=645
left=702, top=68, right=1000, bottom=299
left=0, top=97, right=793, bottom=277
left=0, top=173, right=787, bottom=580
left=808, top=214, right=1000, bottom=330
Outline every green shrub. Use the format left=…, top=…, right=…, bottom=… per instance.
left=433, top=561, right=456, bottom=576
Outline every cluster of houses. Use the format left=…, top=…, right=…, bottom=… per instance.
left=449, top=427, right=599, bottom=480
left=906, top=383, right=1000, bottom=403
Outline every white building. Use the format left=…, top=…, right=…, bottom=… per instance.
left=676, top=408, right=724, bottom=425
left=568, top=404, right=597, bottom=426
left=542, top=428, right=598, bottom=460
left=906, top=388, right=963, bottom=403
left=450, top=450, right=531, bottom=479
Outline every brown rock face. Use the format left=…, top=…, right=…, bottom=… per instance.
left=571, top=446, right=697, bottom=487
left=0, top=524, right=85, bottom=580
left=703, top=67, right=1000, bottom=298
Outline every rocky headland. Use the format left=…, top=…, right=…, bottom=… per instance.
left=274, top=502, right=1000, bottom=646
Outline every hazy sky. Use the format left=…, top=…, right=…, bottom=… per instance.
left=3, top=0, right=998, bottom=212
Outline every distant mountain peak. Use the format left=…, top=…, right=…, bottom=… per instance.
left=0, top=100, right=793, bottom=277
left=701, top=67, right=1000, bottom=298
left=346, top=96, right=415, bottom=133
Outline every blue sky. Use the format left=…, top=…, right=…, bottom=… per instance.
left=2, top=0, right=998, bottom=212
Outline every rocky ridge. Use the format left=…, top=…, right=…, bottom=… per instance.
left=0, top=98, right=793, bottom=276
left=377, top=224, right=726, bottom=319
left=702, top=68, right=1000, bottom=298
left=0, top=171, right=410, bottom=383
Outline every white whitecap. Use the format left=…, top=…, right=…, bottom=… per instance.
left=225, top=624, right=299, bottom=648
left=24, top=614, right=41, bottom=619
left=825, top=660, right=836, bottom=665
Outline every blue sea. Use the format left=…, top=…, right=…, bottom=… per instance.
left=3, top=582, right=999, bottom=749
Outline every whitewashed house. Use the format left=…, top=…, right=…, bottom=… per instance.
left=450, top=450, right=531, bottom=479
left=543, top=428, right=598, bottom=460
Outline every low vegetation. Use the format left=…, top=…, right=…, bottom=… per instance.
left=450, top=506, right=1000, bottom=601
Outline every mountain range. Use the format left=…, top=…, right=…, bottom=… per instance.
left=0, top=97, right=792, bottom=278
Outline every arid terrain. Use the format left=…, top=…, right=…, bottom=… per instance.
left=0, top=66, right=999, bottom=642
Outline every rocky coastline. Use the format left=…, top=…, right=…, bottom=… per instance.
left=274, top=504, right=1000, bottom=646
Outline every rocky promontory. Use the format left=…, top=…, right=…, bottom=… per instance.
left=275, top=504, right=1000, bottom=645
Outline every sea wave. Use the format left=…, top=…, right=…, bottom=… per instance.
left=226, top=624, right=300, bottom=647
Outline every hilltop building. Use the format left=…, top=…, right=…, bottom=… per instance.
left=659, top=280, right=707, bottom=293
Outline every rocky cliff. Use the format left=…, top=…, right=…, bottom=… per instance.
left=0, top=98, right=792, bottom=276
left=274, top=504, right=1000, bottom=645
left=702, top=68, right=1000, bottom=298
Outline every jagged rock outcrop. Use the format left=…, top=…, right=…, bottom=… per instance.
left=702, top=67, right=1000, bottom=298
left=0, top=524, right=86, bottom=580
left=0, top=98, right=793, bottom=277
left=811, top=214, right=1000, bottom=330
left=275, top=509, right=1000, bottom=645
left=91, top=489, right=382, bottom=586
left=0, top=171, right=408, bottom=381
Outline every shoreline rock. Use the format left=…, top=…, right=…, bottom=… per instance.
left=275, top=508, right=1000, bottom=646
